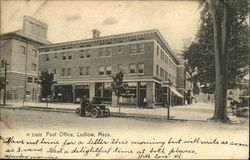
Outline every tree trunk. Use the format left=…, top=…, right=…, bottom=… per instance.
left=117, top=96, right=121, bottom=116
left=209, top=1, right=232, bottom=122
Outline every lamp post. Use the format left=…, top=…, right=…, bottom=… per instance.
left=161, top=79, right=171, bottom=119
left=1, top=59, right=9, bottom=105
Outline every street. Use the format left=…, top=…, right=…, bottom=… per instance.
left=0, top=105, right=249, bottom=159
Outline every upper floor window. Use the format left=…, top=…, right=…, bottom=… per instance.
left=118, top=64, right=125, bottom=71
left=118, top=46, right=123, bottom=54
left=45, top=54, right=49, bottom=61
left=20, top=46, right=25, bottom=55
left=156, top=65, right=159, bottom=75
left=106, top=65, right=112, bottom=75
left=86, top=66, right=90, bottom=75
left=32, top=63, right=37, bottom=72
left=79, top=67, right=84, bottom=75
left=86, top=50, right=91, bottom=58
left=34, top=78, right=39, bottom=83
left=138, top=63, right=144, bottom=73
left=165, top=55, right=168, bottom=64
left=80, top=50, right=85, bottom=58
left=157, top=45, right=160, bottom=56
left=130, top=44, right=136, bottom=54
left=129, top=63, right=136, bottom=73
left=61, top=68, right=65, bottom=76
left=68, top=53, right=72, bottom=60
left=62, top=53, right=66, bottom=60
left=27, top=77, right=33, bottom=83
left=160, top=67, right=164, bottom=77
left=99, top=65, right=105, bottom=75
left=138, top=44, right=144, bottom=53
left=107, top=47, right=112, bottom=56
left=161, top=50, right=164, bottom=60
left=32, top=49, right=37, bottom=58
left=99, top=48, right=105, bottom=57
left=165, top=71, right=168, bottom=79
left=67, top=68, right=71, bottom=76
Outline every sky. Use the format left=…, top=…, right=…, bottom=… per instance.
left=1, top=0, right=200, bottom=52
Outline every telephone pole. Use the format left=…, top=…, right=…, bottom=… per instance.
left=1, top=60, right=9, bottom=105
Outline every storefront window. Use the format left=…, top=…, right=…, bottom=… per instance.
left=155, top=82, right=162, bottom=104
left=121, top=82, right=137, bottom=104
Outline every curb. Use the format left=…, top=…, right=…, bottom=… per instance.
left=0, top=106, right=167, bottom=120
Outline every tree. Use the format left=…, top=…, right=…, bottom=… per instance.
left=38, top=70, right=56, bottom=107
left=183, top=0, right=248, bottom=122
left=111, top=70, right=128, bottom=116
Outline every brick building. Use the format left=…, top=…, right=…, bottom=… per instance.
left=38, top=29, right=186, bottom=108
left=0, top=16, right=50, bottom=102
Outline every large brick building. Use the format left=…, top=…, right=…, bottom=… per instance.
left=0, top=16, right=50, bottom=102
left=38, top=29, right=186, bottom=108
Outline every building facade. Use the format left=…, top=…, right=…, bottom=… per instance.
left=38, top=29, right=185, bottom=108
left=0, top=16, right=50, bottom=102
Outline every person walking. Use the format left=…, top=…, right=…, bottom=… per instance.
left=80, top=96, right=89, bottom=117
left=143, top=97, right=147, bottom=109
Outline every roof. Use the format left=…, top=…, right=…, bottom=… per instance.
left=0, top=31, right=51, bottom=45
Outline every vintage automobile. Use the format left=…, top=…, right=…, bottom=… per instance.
left=75, top=97, right=110, bottom=118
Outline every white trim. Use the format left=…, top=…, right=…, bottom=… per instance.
left=7, top=71, right=38, bottom=76
left=38, top=39, right=154, bottom=55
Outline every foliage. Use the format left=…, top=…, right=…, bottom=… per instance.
left=183, top=0, right=249, bottom=94
left=38, top=70, right=55, bottom=98
left=111, top=71, right=128, bottom=97
left=0, top=77, right=5, bottom=90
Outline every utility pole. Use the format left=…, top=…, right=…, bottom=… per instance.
left=1, top=60, right=9, bottom=105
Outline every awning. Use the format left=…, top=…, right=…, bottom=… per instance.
left=170, top=87, right=184, bottom=98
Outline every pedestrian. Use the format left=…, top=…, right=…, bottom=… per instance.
left=143, top=97, right=147, bottom=109
left=80, top=96, right=89, bottom=117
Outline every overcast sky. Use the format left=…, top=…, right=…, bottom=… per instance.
left=1, top=0, right=200, bottom=52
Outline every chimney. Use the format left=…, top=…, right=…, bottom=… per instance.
left=92, top=29, right=101, bottom=38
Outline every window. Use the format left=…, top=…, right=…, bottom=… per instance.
left=138, top=63, right=144, bottom=73
left=79, top=67, right=83, bottom=75
left=86, top=50, right=91, bottom=58
left=34, top=78, right=39, bottom=83
left=26, top=90, right=31, bottom=96
left=156, top=45, right=159, bottom=56
left=107, top=47, right=112, bottom=56
left=99, top=48, right=105, bottom=57
left=32, top=49, right=37, bottom=57
left=27, top=77, right=33, bottom=83
left=68, top=53, right=72, bottom=60
left=20, top=46, right=25, bottom=55
left=129, top=64, right=136, bottom=73
left=118, top=46, right=123, bottom=54
left=130, top=44, right=136, bottom=54
left=106, top=65, right=112, bottom=75
left=165, top=71, right=168, bottom=79
left=165, top=55, right=168, bottom=64
left=54, top=53, right=57, bottom=59
left=138, top=44, right=144, bottom=53
left=161, top=50, right=164, bottom=60
left=86, top=66, right=90, bottom=75
left=99, top=65, right=105, bottom=75
left=160, top=67, right=164, bottom=77
left=67, top=68, right=71, bottom=76
left=80, top=50, right=85, bottom=58
left=156, top=65, right=159, bottom=75
left=61, top=68, right=65, bottom=76
left=32, top=63, right=37, bottom=72
left=62, top=53, right=66, bottom=60
left=118, top=64, right=124, bottom=71
left=46, top=54, right=49, bottom=61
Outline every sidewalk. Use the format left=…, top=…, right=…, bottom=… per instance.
left=1, top=102, right=215, bottom=121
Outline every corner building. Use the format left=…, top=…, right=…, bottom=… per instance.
left=0, top=16, right=50, bottom=102
left=38, top=29, right=184, bottom=108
